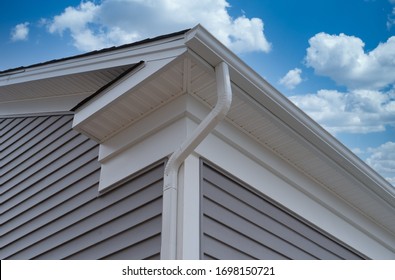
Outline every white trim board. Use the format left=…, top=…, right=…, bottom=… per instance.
left=95, top=94, right=395, bottom=258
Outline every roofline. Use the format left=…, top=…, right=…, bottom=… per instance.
left=0, top=29, right=189, bottom=88
left=1, top=24, right=393, bottom=204
left=0, top=29, right=190, bottom=76
left=184, top=25, right=395, bottom=204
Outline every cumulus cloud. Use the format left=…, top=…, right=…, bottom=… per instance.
left=10, top=22, right=29, bottom=41
left=289, top=89, right=395, bottom=134
left=366, top=142, right=395, bottom=185
left=48, top=2, right=98, bottom=35
left=46, top=0, right=271, bottom=53
left=296, top=31, right=395, bottom=184
left=305, top=33, right=395, bottom=90
left=279, top=68, right=302, bottom=89
left=47, top=1, right=117, bottom=51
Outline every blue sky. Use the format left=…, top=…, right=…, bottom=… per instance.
left=1, top=0, right=395, bottom=185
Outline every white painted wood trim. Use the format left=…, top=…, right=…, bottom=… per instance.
left=186, top=25, right=394, bottom=207
left=84, top=88, right=394, bottom=258
left=98, top=94, right=188, bottom=162
left=176, top=153, right=201, bottom=259
left=73, top=55, right=183, bottom=131
left=195, top=132, right=395, bottom=259
left=98, top=117, right=188, bottom=192
left=0, top=38, right=187, bottom=87
left=183, top=97, right=395, bottom=259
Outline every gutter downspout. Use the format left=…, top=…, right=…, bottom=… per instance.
left=161, top=61, right=232, bottom=259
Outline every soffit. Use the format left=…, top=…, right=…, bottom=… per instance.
left=73, top=54, right=213, bottom=143
left=9, top=24, right=390, bottom=236
left=192, top=74, right=395, bottom=236
left=184, top=26, right=395, bottom=236
left=71, top=48, right=395, bottom=236
left=0, top=65, right=133, bottom=104
left=0, top=28, right=189, bottom=117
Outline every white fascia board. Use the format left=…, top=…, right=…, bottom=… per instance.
left=95, top=89, right=394, bottom=257
left=72, top=52, right=186, bottom=132
left=197, top=130, right=395, bottom=258
left=184, top=25, right=395, bottom=208
left=99, top=117, right=188, bottom=192
left=185, top=95, right=395, bottom=258
left=0, top=36, right=187, bottom=87
left=231, top=83, right=395, bottom=212
left=98, top=94, right=189, bottom=162
left=97, top=94, right=190, bottom=192
left=236, top=74, right=395, bottom=206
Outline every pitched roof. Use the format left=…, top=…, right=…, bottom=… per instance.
left=1, top=25, right=394, bottom=247
left=0, top=28, right=190, bottom=116
left=0, top=29, right=190, bottom=75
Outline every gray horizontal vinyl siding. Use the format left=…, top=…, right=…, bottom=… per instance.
left=201, top=161, right=365, bottom=260
left=0, top=115, right=163, bottom=260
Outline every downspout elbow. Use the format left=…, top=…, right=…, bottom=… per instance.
left=161, top=61, right=232, bottom=259
left=164, top=61, right=232, bottom=179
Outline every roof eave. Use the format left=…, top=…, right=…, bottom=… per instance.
left=184, top=25, right=395, bottom=205
left=2, top=24, right=393, bottom=204
left=0, top=29, right=189, bottom=88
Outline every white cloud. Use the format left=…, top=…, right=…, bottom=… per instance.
left=46, top=0, right=271, bottom=53
left=279, top=68, right=302, bottom=89
left=10, top=22, right=30, bottom=41
left=48, top=2, right=99, bottom=35
left=305, top=33, right=395, bottom=90
left=366, top=142, right=395, bottom=185
left=289, top=89, right=395, bottom=134
left=388, top=7, right=395, bottom=29
left=47, top=2, right=107, bottom=50
left=297, top=31, right=395, bottom=185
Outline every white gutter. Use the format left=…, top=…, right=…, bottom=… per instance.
left=160, top=61, right=232, bottom=259
left=185, top=25, right=395, bottom=206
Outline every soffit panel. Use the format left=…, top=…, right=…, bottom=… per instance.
left=74, top=53, right=216, bottom=142
left=0, top=65, right=132, bottom=103
left=190, top=73, right=395, bottom=235
left=55, top=47, right=394, bottom=235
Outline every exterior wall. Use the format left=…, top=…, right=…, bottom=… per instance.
left=200, top=161, right=365, bottom=260
left=90, top=94, right=394, bottom=259
left=192, top=108, right=395, bottom=258
left=0, top=115, right=163, bottom=260
left=2, top=27, right=394, bottom=261
left=2, top=94, right=392, bottom=259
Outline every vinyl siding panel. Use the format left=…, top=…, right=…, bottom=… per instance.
left=201, top=161, right=365, bottom=260
left=0, top=115, right=163, bottom=260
